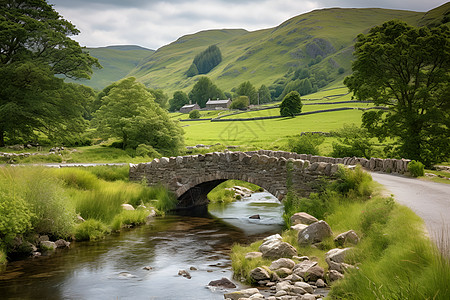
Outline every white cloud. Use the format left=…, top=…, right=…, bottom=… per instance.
left=49, top=0, right=448, bottom=49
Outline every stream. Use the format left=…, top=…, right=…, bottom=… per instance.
left=0, top=192, right=284, bottom=299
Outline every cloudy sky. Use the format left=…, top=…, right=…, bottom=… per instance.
left=49, top=0, right=448, bottom=50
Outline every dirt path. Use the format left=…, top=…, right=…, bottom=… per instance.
left=370, top=172, right=450, bottom=246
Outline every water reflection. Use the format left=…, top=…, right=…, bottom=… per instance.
left=0, top=192, right=284, bottom=299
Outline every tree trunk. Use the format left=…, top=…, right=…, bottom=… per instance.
left=0, top=128, right=4, bottom=147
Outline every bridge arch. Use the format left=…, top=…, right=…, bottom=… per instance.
left=129, top=151, right=341, bottom=210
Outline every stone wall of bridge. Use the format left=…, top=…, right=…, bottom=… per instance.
left=129, top=150, right=410, bottom=210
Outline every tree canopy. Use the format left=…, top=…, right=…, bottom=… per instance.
left=280, top=91, right=303, bottom=117
left=93, top=77, right=184, bottom=154
left=344, top=20, right=450, bottom=166
left=187, top=45, right=222, bottom=77
left=258, top=84, right=272, bottom=104
left=188, top=77, right=225, bottom=108
left=169, top=91, right=190, bottom=112
left=236, top=81, right=257, bottom=105
left=0, top=0, right=100, bottom=146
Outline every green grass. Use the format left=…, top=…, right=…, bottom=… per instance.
left=182, top=109, right=363, bottom=147
left=207, top=179, right=262, bottom=203
left=421, top=169, right=450, bottom=184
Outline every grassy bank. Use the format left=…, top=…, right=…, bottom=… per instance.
left=230, top=166, right=449, bottom=299
left=0, top=166, right=176, bottom=264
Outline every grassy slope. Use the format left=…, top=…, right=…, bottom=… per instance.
left=129, top=8, right=423, bottom=95
left=69, top=45, right=155, bottom=91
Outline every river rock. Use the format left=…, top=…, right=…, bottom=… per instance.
left=297, top=220, right=332, bottom=246
left=178, top=269, right=191, bottom=279
left=291, top=212, right=319, bottom=225
left=269, top=258, right=296, bottom=270
left=291, top=223, right=308, bottom=232
left=224, top=288, right=260, bottom=300
left=294, top=282, right=314, bottom=294
left=121, top=204, right=135, bottom=211
left=40, top=241, right=57, bottom=251
left=334, top=230, right=360, bottom=246
left=293, top=261, right=324, bottom=281
left=249, top=214, right=260, bottom=219
left=208, top=277, right=236, bottom=288
left=250, top=267, right=271, bottom=281
left=275, top=267, right=292, bottom=278
left=54, top=239, right=70, bottom=248
left=326, top=248, right=354, bottom=273
left=259, top=234, right=297, bottom=258
left=328, top=270, right=344, bottom=282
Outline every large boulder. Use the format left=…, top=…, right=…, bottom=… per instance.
left=269, top=258, right=296, bottom=270
left=208, top=277, right=236, bottom=289
left=259, top=234, right=297, bottom=259
left=334, top=230, right=360, bottom=246
left=290, top=212, right=318, bottom=225
left=224, top=288, right=260, bottom=300
left=297, top=220, right=332, bottom=246
left=250, top=267, right=271, bottom=281
left=326, top=248, right=354, bottom=273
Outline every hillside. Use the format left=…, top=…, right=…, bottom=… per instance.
left=72, top=45, right=154, bottom=90
left=127, top=7, right=430, bottom=95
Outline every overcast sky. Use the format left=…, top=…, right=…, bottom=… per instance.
left=49, top=0, right=448, bottom=50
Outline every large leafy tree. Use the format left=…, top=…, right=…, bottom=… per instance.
left=344, top=20, right=449, bottom=165
left=188, top=76, right=225, bottom=108
left=236, top=81, right=257, bottom=105
left=169, top=91, right=189, bottom=112
left=94, top=77, right=184, bottom=154
left=258, top=84, right=272, bottom=104
left=0, top=0, right=100, bottom=146
left=280, top=91, right=302, bottom=117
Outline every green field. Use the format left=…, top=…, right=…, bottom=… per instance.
left=182, top=109, right=363, bottom=147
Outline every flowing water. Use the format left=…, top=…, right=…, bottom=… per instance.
left=0, top=192, right=284, bottom=299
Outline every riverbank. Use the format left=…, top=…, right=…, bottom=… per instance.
left=0, top=165, right=176, bottom=268
left=228, top=166, right=450, bottom=299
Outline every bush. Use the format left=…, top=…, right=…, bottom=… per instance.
left=189, top=110, right=201, bottom=119
left=333, top=165, right=373, bottom=198
left=288, top=133, right=324, bottom=155
left=74, top=219, right=110, bottom=241
left=408, top=160, right=425, bottom=177
left=136, top=144, right=161, bottom=158
left=280, top=91, right=302, bottom=117
left=331, top=124, right=373, bottom=159
left=230, top=96, right=249, bottom=110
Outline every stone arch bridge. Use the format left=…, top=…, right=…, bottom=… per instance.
left=129, top=150, right=409, bottom=210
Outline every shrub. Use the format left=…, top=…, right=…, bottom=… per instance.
left=74, top=219, right=110, bottom=241
left=189, top=110, right=201, bottom=119
left=136, top=144, right=161, bottom=158
left=333, top=165, right=373, bottom=198
left=408, top=160, right=425, bottom=177
left=0, top=184, right=33, bottom=247
left=330, top=124, right=373, bottom=159
left=230, top=96, right=249, bottom=110
left=288, top=133, right=324, bottom=155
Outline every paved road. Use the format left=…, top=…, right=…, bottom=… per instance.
left=370, top=172, right=450, bottom=244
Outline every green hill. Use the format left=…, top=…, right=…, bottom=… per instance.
left=72, top=45, right=154, bottom=90
left=127, top=6, right=433, bottom=95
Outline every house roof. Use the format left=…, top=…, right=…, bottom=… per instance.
left=181, top=104, right=199, bottom=108
left=206, top=99, right=231, bottom=105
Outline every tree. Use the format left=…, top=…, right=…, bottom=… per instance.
left=230, top=96, right=249, bottom=110
left=258, top=85, right=272, bottom=104
left=191, top=45, right=222, bottom=75
left=280, top=91, right=303, bottom=117
left=189, top=110, right=201, bottom=119
left=344, top=20, right=450, bottom=166
left=188, top=77, right=225, bottom=108
left=0, top=0, right=100, bottom=146
left=93, top=77, right=184, bottom=154
left=186, top=63, right=199, bottom=77
left=148, top=88, right=169, bottom=109
left=236, top=81, right=257, bottom=105
left=169, top=91, right=190, bottom=112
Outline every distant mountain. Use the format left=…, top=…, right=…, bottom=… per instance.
left=71, top=45, right=154, bottom=90
left=77, top=3, right=449, bottom=94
